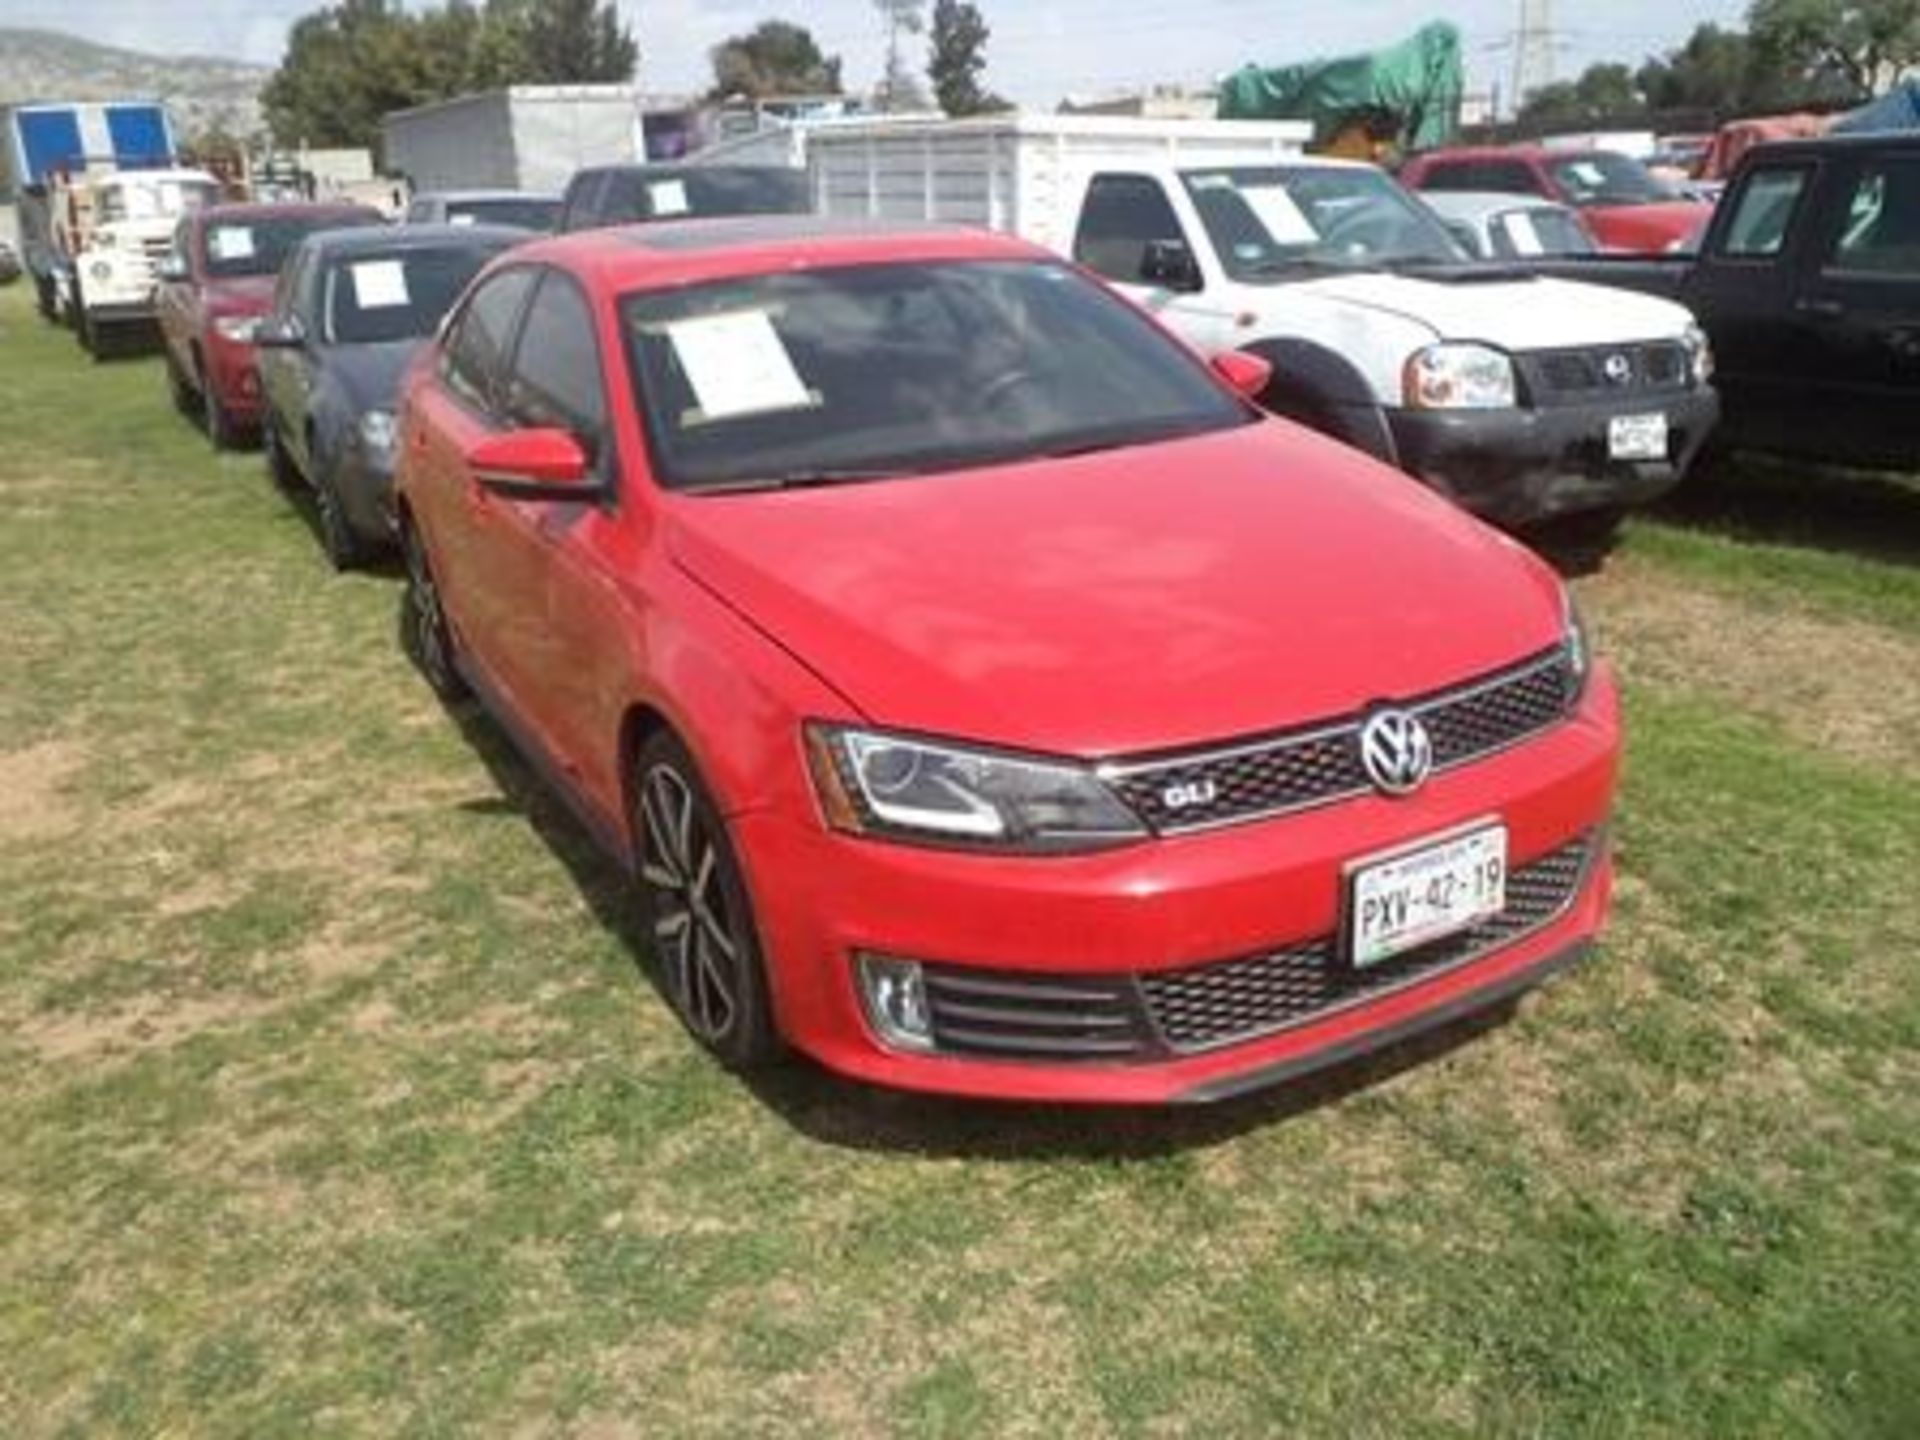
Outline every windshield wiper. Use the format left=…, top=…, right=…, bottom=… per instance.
left=686, top=466, right=914, bottom=495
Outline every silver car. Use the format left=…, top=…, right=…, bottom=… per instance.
left=1418, top=191, right=1598, bottom=261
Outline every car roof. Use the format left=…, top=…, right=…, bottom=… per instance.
left=1741, top=131, right=1920, bottom=160
left=298, top=222, right=525, bottom=260
left=1419, top=191, right=1573, bottom=221
left=418, top=189, right=560, bottom=204
left=507, top=216, right=1049, bottom=289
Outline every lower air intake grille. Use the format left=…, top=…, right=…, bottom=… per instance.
left=1138, top=833, right=1594, bottom=1054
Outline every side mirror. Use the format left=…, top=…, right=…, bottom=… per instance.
left=468, top=428, right=598, bottom=500
left=1140, top=239, right=1203, bottom=293
left=255, top=315, right=306, bottom=349
left=156, top=255, right=190, bottom=283
left=1210, top=350, right=1273, bottom=400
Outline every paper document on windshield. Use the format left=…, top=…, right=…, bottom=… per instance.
left=649, top=180, right=691, bottom=216
left=1241, top=186, right=1319, bottom=246
left=208, top=227, right=255, bottom=261
left=1503, top=212, right=1545, bottom=256
left=667, top=310, right=813, bottom=422
left=350, top=260, right=411, bottom=310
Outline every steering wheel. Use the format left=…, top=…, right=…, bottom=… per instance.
left=978, top=368, right=1041, bottom=412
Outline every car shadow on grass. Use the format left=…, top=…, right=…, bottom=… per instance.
left=436, top=684, right=1527, bottom=1158
left=1656, top=453, right=1920, bottom=567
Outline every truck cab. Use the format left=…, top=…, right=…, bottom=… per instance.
left=48, top=165, right=222, bottom=355
left=1057, top=157, right=1718, bottom=536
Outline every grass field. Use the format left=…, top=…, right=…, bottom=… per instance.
left=1, top=281, right=1917, bottom=1438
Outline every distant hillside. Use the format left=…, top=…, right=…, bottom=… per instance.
left=0, top=27, right=268, bottom=142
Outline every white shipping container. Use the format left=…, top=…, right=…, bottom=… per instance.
left=383, top=86, right=648, bottom=194
left=805, top=114, right=1311, bottom=254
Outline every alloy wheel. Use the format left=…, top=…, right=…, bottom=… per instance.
left=637, top=762, right=744, bottom=1047
left=401, top=524, right=466, bottom=701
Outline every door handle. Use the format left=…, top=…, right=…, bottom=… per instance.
left=1794, top=297, right=1845, bottom=320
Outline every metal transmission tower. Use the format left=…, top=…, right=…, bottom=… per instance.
left=1512, top=0, right=1557, bottom=112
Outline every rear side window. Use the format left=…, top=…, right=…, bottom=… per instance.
left=443, top=266, right=537, bottom=411
left=1826, top=158, right=1920, bottom=277
left=560, top=171, right=609, bottom=232
left=1719, top=166, right=1811, bottom=258
left=504, top=272, right=608, bottom=463
left=1073, top=174, right=1189, bottom=284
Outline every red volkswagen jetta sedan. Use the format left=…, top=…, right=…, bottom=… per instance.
left=395, top=218, right=1620, bottom=1104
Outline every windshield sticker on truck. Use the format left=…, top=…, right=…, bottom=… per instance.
left=208, top=226, right=256, bottom=262
left=666, top=309, right=815, bottom=423
left=649, top=180, right=691, bottom=217
left=1502, top=212, right=1545, bottom=256
left=349, top=260, right=412, bottom=310
left=1241, top=186, right=1319, bottom=246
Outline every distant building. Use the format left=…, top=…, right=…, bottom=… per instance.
left=1058, top=86, right=1218, bottom=121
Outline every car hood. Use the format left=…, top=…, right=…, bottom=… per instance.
left=203, top=275, right=279, bottom=316
left=325, top=339, right=422, bottom=413
left=1290, top=271, right=1693, bottom=349
left=1583, top=200, right=1712, bottom=249
left=666, top=422, right=1566, bottom=758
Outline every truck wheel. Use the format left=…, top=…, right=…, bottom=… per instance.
left=164, top=349, right=198, bottom=417
left=1531, top=506, right=1627, bottom=572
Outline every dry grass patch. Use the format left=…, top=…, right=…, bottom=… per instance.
left=0, top=739, right=87, bottom=843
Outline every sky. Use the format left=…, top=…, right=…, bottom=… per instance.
left=1, top=0, right=1754, bottom=106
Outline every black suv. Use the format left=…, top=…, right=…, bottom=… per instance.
left=556, top=164, right=810, bottom=233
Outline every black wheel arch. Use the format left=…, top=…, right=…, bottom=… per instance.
left=1238, top=338, right=1401, bottom=466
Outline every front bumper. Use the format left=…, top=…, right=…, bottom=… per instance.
left=1387, top=387, right=1719, bottom=528
left=81, top=299, right=159, bottom=328
left=733, top=668, right=1621, bottom=1104
left=204, top=335, right=265, bottom=423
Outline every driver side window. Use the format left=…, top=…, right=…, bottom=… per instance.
left=442, top=267, right=537, bottom=414
left=503, top=272, right=610, bottom=470
left=1074, top=174, right=1191, bottom=285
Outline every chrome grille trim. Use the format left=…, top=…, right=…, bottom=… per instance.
left=1102, top=647, right=1573, bottom=835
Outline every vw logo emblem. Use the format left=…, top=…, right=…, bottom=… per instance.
left=1359, top=709, right=1434, bottom=796
left=1603, top=352, right=1634, bottom=385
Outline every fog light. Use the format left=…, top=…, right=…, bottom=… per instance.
left=856, top=954, right=935, bottom=1053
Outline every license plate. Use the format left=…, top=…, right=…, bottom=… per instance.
left=1347, top=824, right=1508, bottom=969
left=1608, top=412, right=1668, bottom=461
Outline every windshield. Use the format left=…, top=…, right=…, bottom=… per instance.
left=99, top=178, right=220, bottom=223
left=1179, top=166, right=1465, bottom=279
left=203, top=212, right=374, bottom=278
left=449, top=197, right=560, bottom=232
left=1549, top=153, right=1664, bottom=206
left=657, top=168, right=807, bottom=219
left=621, top=259, right=1251, bottom=491
left=1490, top=207, right=1596, bottom=258
left=324, top=245, right=503, bottom=345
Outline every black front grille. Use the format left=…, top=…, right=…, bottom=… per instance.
left=909, top=832, right=1595, bottom=1065
left=1105, top=648, right=1573, bottom=834
left=922, top=967, right=1154, bottom=1061
left=1524, top=342, right=1691, bottom=405
left=1138, top=834, right=1593, bottom=1053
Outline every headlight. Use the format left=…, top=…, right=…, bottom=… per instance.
left=358, top=409, right=397, bottom=460
left=1681, top=323, right=1714, bottom=385
left=1563, top=587, right=1591, bottom=705
left=88, top=259, right=113, bottom=283
left=805, top=725, right=1146, bottom=852
left=213, top=314, right=260, bottom=344
left=1404, top=343, right=1517, bottom=410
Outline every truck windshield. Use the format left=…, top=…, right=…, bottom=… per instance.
left=1548, top=153, right=1665, bottom=206
left=1179, top=166, right=1466, bottom=280
left=98, top=179, right=220, bottom=223
left=448, top=197, right=561, bottom=232
left=324, top=245, right=504, bottom=346
left=621, top=259, right=1251, bottom=491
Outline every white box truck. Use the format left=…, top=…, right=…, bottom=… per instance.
left=806, top=115, right=1720, bottom=539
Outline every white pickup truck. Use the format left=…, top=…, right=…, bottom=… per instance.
left=801, top=116, right=1719, bottom=538
left=47, top=165, right=222, bottom=356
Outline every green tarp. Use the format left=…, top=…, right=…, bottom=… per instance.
left=1217, top=21, right=1465, bottom=152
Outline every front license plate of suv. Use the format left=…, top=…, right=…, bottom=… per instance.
left=1608, top=412, right=1668, bottom=461
left=1348, top=825, right=1508, bottom=970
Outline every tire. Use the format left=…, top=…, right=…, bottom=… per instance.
left=263, top=422, right=301, bottom=493
left=201, top=366, right=239, bottom=450
left=632, top=731, right=785, bottom=1071
left=35, top=275, right=57, bottom=322
left=164, top=347, right=198, bottom=418
left=312, top=463, right=365, bottom=571
left=399, top=518, right=468, bottom=703
left=1530, top=505, right=1627, bottom=573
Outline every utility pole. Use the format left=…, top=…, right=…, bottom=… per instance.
left=1512, top=0, right=1556, bottom=115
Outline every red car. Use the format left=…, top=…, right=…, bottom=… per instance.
left=395, top=219, right=1621, bottom=1104
left=156, top=202, right=381, bottom=447
left=1401, top=146, right=1711, bottom=254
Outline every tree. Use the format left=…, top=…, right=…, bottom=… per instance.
left=1636, top=24, right=1768, bottom=112
left=1518, top=62, right=1646, bottom=130
left=708, top=20, right=844, bottom=100
left=515, top=0, right=637, bottom=84
left=1748, top=0, right=1920, bottom=100
left=874, top=0, right=929, bottom=112
left=927, top=0, right=1006, bottom=115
